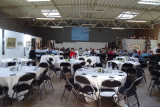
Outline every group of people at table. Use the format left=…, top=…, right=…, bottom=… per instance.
left=2, top=43, right=160, bottom=107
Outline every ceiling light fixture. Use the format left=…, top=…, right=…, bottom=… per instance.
left=111, top=27, right=125, bottom=30
left=36, top=18, right=55, bottom=20
left=42, top=10, right=61, bottom=18
left=116, top=11, right=138, bottom=19
left=50, top=26, right=63, bottom=28
left=138, top=0, right=160, bottom=5
left=127, top=20, right=147, bottom=23
left=27, top=0, right=50, bottom=2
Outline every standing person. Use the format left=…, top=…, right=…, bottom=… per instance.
left=70, top=49, right=76, bottom=58
left=29, top=47, right=36, bottom=60
left=156, top=43, right=160, bottom=54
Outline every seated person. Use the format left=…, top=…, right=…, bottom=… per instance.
left=82, top=49, right=90, bottom=56
left=156, top=43, right=160, bottom=54
left=74, top=49, right=79, bottom=56
left=132, top=51, right=139, bottom=57
left=139, top=50, right=148, bottom=60
left=122, top=50, right=128, bottom=56
left=47, top=48, right=52, bottom=54
left=90, top=49, right=95, bottom=56
left=52, top=48, right=59, bottom=55
left=70, top=49, right=76, bottom=58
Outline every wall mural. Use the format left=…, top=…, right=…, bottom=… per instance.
left=6, top=37, right=16, bottom=49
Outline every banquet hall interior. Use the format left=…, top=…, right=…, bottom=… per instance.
left=0, top=0, right=160, bottom=107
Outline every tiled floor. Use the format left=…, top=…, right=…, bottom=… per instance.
left=2, top=68, right=160, bottom=107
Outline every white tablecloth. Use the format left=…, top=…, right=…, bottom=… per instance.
left=40, top=55, right=63, bottom=63
left=52, top=59, right=82, bottom=74
left=0, top=58, right=32, bottom=67
left=75, top=67, right=127, bottom=106
left=108, top=60, right=140, bottom=70
left=0, top=66, right=45, bottom=97
left=116, top=56, right=139, bottom=62
left=77, top=56, right=100, bottom=65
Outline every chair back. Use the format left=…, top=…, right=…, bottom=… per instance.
left=49, top=58, right=53, bottom=62
left=80, top=62, right=86, bottom=66
left=73, top=64, right=82, bottom=72
left=79, top=58, right=85, bottom=61
left=60, top=62, right=71, bottom=67
left=95, top=63, right=103, bottom=67
left=155, top=65, right=160, bottom=70
left=39, top=62, right=48, bottom=68
left=126, top=68, right=137, bottom=75
left=27, top=61, right=36, bottom=66
left=86, top=59, right=92, bottom=65
left=75, top=75, right=90, bottom=85
left=6, top=62, right=16, bottom=67
left=19, top=73, right=36, bottom=82
left=101, top=80, right=121, bottom=87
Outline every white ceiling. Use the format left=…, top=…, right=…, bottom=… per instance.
left=0, top=0, right=160, bottom=29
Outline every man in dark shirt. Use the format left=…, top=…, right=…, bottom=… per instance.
left=29, top=47, right=36, bottom=60
left=156, top=43, right=160, bottom=54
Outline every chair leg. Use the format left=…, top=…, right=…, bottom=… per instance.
left=126, top=96, right=130, bottom=107
left=49, top=80, right=54, bottom=92
left=38, top=86, right=42, bottom=101
left=67, top=91, right=72, bottom=107
left=16, top=92, right=19, bottom=107
left=10, top=91, right=15, bottom=104
left=99, top=96, right=101, bottom=107
left=135, top=93, right=140, bottom=107
left=150, top=83, right=155, bottom=96
left=61, top=88, right=66, bottom=102
left=43, top=83, right=47, bottom=95
left=0, top=91, right=3, bottom=107
left=75, top=92, right=79, bottom=107
left=148, top=79, right=153, bottom=90
left=91, top=94, right=93, bottom=107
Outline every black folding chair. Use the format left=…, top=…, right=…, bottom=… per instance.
left=99, top=80, right=121, bottom=107
left=0, top=86, right=8, bottom=107
left=117, top=77, right=143, bottom=107
left=80, top=62, right=86, bottom=67
left=148, top=70, right=160, bottom=96
left=26, top=61, right=36, bottom=66
left=60, top=62, right=71, bottom=81
left=121, top=63, right=133, bottom=71
left=95, top=63, right=103, bottom=67
left=10, top=73, right=36, bottom=107
left=5, top=62, right=16, bottom=67
left=73, top=64, right=82, bottom=76
left=39, top=62, right=48, bottom=68
left=61, top=72, right=80, bottom=107
left=79, top=58, right=85, bottom=61
left=75, top=75, right=98, bottom=107
left=86, top=59, right=92, bottom=67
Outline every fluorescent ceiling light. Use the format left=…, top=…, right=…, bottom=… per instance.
left=50, top=26, right=63, bottom=28
left=27, top=0, right=50, bottom=2
left=127, top=20, right=147, bottom=23
left=42, top=10, right=61, bottom=18
left=138, top=0, right=160, bottom=5
left=111, top=27, right=125, bottom=30
left=116, top=11, right=138, bottom=19
left=36, top=18, right=55, bottom=20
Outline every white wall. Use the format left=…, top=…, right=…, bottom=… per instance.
left=55, top=42, right=107, bottom=50
left=122, top=39, right=158, bottom=52
left=4, top=30, right=24, bottom=58
left=0, top=29, right=42, bottom=59
left=0, top=29, right=2, bottom=59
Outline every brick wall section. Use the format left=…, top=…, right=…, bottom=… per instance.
left=135, top=24, right=160, bottom=39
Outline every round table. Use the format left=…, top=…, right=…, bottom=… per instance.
left=77, top=56, right=100, bottom=65
left=40, top=55, right=63, bottom=63
left=108, top=60, right=140, bottom=70
left=115, top=56, right=139, bottom=62
left=75, top=67, right=127, bottom=102
left=0, top=58, right=32, bottom=67
left=0, top=66, right=45, bottom=97
left=52, top=59, right=82, bottom=74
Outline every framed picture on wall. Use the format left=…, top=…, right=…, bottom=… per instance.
left=133, top=45, right=141, bottom=50
left=6, top=37, right=16, bottom=49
